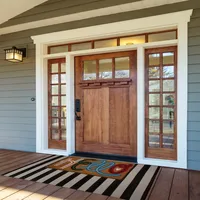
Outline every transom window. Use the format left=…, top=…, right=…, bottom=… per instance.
left=48, top=30, right=177, bottom=54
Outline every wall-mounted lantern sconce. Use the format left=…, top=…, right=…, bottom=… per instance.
left=4, top=46, right=26, bottom=62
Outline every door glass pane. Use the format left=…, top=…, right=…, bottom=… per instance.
left=51, top=64, right=58, bottom=73
left=61, top=129, right=66, bottom=140
left=115, top=57, right=130, bottom=78
left=52, top=107, right=59, bottom=117
left=149, top=67, right=160, bottom=78
left=149, top=107, right=160, bottom=119
left=148, top=31, right=176, bottom=42
left=163, top=66, right=174, bottom=78
left=163, top=94, right=175, bottom=105
left=163, top=135, right=174, bottom=149
left=149, top=80, right=160, bottom=92
left=52, top=96, right=59, bottom=106
left=71, top=42, right=91, bottom=51
left=61, top=96, right=66, bottom=106
left=149, top=120, right=160, bottom=133
left=49, top=45, right=68, bottom=54
left=51, top=85, right=59, bottom=95
left=149, top=135, right=160, bottom=148
left=120, top=35, right=145, bottom=45
left=94, top=39, right=117, bottom=48
left=61, top=85, right=66, bottom=95
left=52, top=129, right=60, bottom=140
left=51, top=75, right=59, bottom=84
left=163, top=52, right=174, bottom=64
left=163, top=121, right=174, bottom=134
left=52, top=118, right=59, bottom=129
left=163, top=107, right=174, bottom=120
left=149, top=54, right=160, bottom=65
left=61, top=107, right=66, bottom=118
left=163, top=80, right=174, bottom=92
left=61, top=119, right=66, bottom=129
left=61, top=63, right=66, bottom=72
left=83, top=60, right=96, bottom=80
left=149, top=94, right=160, bottom=105
left=99, top=59, right=112, bottom=79
left=61, top=74, right=66, bottom=83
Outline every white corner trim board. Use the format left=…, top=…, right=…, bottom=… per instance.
left=32, top=10, right=192, bottom=169
left=0, top=0, right=188, bottom=35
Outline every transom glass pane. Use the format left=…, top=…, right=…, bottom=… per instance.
left=120, top=35, right=145, bottom=45
left=50, top=45, right=68, bottom=54
left=71, top=42, right=91, bottom=51
left=83, top=60, right=96, bottom=80
left=115, top=57, right=130, bottom=78
left=148, top=31, right=176, bottom=42
left=94, top=39, right=117, bottom=49
left=99, top=59, right=112, bottom=79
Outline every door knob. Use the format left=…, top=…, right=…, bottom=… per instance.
left=75, top=112, right=81, bottom=120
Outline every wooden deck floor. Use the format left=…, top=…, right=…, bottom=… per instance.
left=0, top=149, right=199, bottom=200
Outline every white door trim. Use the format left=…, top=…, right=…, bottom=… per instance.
left=32, top=10, right=192, bottom=168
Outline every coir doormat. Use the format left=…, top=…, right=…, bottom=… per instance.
left=3, top=155, right=160, bottom=200
left=48, top=156, right=134, bottom=180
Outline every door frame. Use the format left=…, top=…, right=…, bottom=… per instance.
left=32, top=10, right=192, bottom=168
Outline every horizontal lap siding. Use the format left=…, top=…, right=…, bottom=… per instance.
left=188, top=8, right=200, bottom=170
left=0, top=40, right=36, bottom=152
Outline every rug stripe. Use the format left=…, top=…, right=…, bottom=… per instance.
left=4, top=155, right=58, bottom=176
left=24, top=168, right=52, bottom=180
left=86, top=177, right=107, bottom=193
left=2, top=155, right=54, bottom=176
left=129, top=166, right=158, bottom=200
left=140, top=167, right=160, bottom=200
left=8, top=156, right=62, bottom=178
left=102, top=179, right=121, bottom=196
left=32, top=169, right=57, bottom=182
left=63, top=174, right=87, bottom=188
left=120, top=165, right=150, bottom=200
left=78, top=176, right=101, bottom=192
left=37, top=170, right=62, bottom=183
left=94, top=178, right=115, bottom=195
left=14, top=157, right=64, bottom=178
left=71, top=175, right=93, bottom=190
left=111, top=164, right=144, bottom=198
left=44, top=171, right=67, bottom=184
left=50, top=172, right=74, bottom=185
left=56, top=173, right=80, bottom=187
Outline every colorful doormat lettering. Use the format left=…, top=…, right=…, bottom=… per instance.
left=48, top=156, right=134, bottom=180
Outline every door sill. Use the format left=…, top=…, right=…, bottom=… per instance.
left=71, top=152, right=137, bottom=163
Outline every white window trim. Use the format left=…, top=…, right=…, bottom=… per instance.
left=32, top=10, right=192, bottom=168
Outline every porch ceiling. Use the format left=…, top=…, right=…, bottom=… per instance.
left=0, top=0, right=48, bottom=25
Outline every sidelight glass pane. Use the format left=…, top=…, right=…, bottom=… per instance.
left=163, top=121, right=174, bottom=134
left=149, top=67, right=160, bottom=78
left=49, top=45, right=68, bottom=54
left=163, top=94, right=175, bottom=105
left=71, top=42, right=91, bottom=51
left=52, top=118, right=59, bottom=129
left=120, top=35, right=145, bottom=45
left=52, top=107, right=59, bottom=117
left=52, top=129, right=59, bottom=140
left=61, top=85, right=66, bottom=95
left=149, top=54, right=160, bottom=66
left=149, top=80, right=160, bottom=92
left=94, top=39, right=117, bottom=49
left=51, top=85, right=59, bottom=95
left=61, top=129, right=66, bottom=140
left=163, top=66, right=174, bottom=78
left=149, top=107, right=160, bottom=119
left=115, top=57, right=130, bottom=78
left=163, top=80, right=174, bottom=92
left=51, top=64, right=58, bottom=73
left=83, top=60, right=96, bottom=80
left=148, top=31, right=176, bottom=42
left=163, top=107, right=174, bottom=120
left=149, top=135, right=160, bottom=148
left=61, top=96, right=66, bottom=106
left=163, top=52, right=174, bottom=64
left=61, top=107, right=66, bottom=118
left=52, top=96, right=59, bottom=106
left=149, top=120, right=160, bottom=133
left=99, top=59, right=112, bottom=79
left=163, top=135, right=174, bottom=149
left=61, top=119, right=66, bottom=129
left=51, top=75, right=59, bottom=84
left=61, top=74, right=66, bottom=83
left=149, top=94, right=160, bottom=105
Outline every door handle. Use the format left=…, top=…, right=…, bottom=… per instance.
left=75, top=112, right=81, bottom=121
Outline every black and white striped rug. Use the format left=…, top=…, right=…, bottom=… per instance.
left=3, top=155, right=160, bottom=200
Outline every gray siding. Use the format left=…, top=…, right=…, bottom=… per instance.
left=188, top=8, right=200, bottom=170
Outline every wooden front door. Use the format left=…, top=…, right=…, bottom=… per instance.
left=75, top=51, right=137, bottom=156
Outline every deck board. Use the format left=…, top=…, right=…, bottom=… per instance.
left=0, top=150, right=199, bottom=200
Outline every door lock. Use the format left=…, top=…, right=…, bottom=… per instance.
left=75, top=112, right=81, bottom=120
